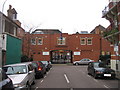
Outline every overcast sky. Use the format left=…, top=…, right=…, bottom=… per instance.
left=0, top=0, right=110, bottom=34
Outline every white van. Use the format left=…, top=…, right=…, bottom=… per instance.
left=3, top=62, right=35, bottom=90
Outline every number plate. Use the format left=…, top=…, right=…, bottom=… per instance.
left=104, top=74, right=111, bottom=77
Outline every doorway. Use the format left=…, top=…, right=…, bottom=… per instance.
left=50, top=50, right=72, bottom=64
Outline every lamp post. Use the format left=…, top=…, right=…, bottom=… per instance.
left=0, top=0, right=8, bottom=68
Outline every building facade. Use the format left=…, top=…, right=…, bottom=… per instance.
left=2, top=34, right=22, bottom=65
left=90, top=25, right=106, bottom=36
left=28, top=29, right=113, bottom=64
left=0, top=5, right=24, bottom=65
left=102, top=0, right=120, bottom=75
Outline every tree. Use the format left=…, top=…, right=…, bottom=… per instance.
left=99, top=55, right=111, bottom=65
left=21, top=55, right=29, bottom=62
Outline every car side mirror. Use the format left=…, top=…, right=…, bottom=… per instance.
left=28, top=71, right=32, bottom=74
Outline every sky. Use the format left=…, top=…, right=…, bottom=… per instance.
left=0, top=0, right=110, bottom=34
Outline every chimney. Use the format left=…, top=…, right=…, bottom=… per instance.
left=7, top=5, right=13, bottom=19
left=7, top=5, right=17, bottom=20
left=9, top=5, right=12, bottom=9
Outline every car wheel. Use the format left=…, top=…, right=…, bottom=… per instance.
left=75, top=63, right=79, bottom=66
left=94, top=73, right=97, bottom=79
left=111, top=76, right=115, bottom=80
left=87, top=72, right=90, bottom=75
left=41, top=74, right=44, bottom=78
left=44, top=71, right=46, bottom=74
left=35, top=75, right=39, bottom=79
left=26, top=83, right=31, bottom=90
left=32, top=80, right=35, bottom=85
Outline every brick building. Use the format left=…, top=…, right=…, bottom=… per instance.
left=0, top=5, right=25, bottom=65
left=90, top=25, right=106, bottom=36
left=102, top=0, right=120, bottom=75
left=27, top=29, right=113, bottom=64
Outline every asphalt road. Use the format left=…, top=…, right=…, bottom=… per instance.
left=32, top=64, right=119, bottom=90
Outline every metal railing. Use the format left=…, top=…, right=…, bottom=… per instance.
left=102, top=2, right=117, bottom=17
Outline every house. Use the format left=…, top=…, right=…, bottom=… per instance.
left=102, top=0, right=120, bottom=78
left=0, top=5, right=24, bottom=65
left=90, top=25, right=106, bottom=36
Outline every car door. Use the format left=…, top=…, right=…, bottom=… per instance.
left=28, top=64, right=35, bottom=85
left=86, top=59, right=91, bottom=64
left=91, top=63, right=95, bottom=76
left=79, top=59, right=84, bottom=64
left=88, top=63, right=92, bottom=74
left=82, top=59, right=88, bottom=64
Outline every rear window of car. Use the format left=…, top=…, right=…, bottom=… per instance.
left=32, top=62, right=38, bottom=67
left=3, top=65, right=27, bottom=75
left=41, top=61, right=48, bottom=64
left=38, top=61, right=45, bottom=67
left=93, top=62, right=105, bottom=68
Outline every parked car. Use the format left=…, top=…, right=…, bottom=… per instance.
left=73, top=58, right=94, bottom=65
left=3, top=62, right=35, bottom=90
left=41, top=61, right=52, bottom=71
left=48, top=61, right=52, bottom=68
left=87, top=62, right=116, bottom=79
left=32, top=61, right=46, bottom=78
left=0, top=68, right=14, bottom=90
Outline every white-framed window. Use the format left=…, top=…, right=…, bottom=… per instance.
left=31, top=38, right=36, bottom=45
left=80, top=37, right=86, bottom=45
left=87, top=38, right=92, bottom=45
left=38, top=37, right=43, bottom=45
left=57, top=37, right=66, bottom=45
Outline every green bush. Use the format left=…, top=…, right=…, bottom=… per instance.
left=21, top=55, right=29, bottom=62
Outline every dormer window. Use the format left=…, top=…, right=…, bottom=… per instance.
left=13, top=14, right=17, bottom=20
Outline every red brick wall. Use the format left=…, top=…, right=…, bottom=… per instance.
left=27, top=33, right=113, bottom=62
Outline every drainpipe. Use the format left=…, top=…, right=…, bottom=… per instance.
left=99, top=37, right=102, bottom=62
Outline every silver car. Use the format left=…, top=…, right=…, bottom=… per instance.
left=73, top=58, right=94, bottom=65
left=3, top=62, right=35, bottom=90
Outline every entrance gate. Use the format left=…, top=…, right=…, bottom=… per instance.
left=50, top=50, right=72, bottom=64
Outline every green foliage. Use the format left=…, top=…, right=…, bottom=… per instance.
left=103, top=29, right=118, bottom=37
left=21, top=55, right=29, bottom=62
left=99, top=55, right=111, bottom=60
left=99, top=55, right=111, bottom=65
left=103, top=29, right=119, bottom=44
left=21, top=55, right=33, bottom=62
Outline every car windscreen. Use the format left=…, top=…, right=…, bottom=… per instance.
left=94, top=63, right=105, bottom=68
left=3, top=65, right=27, bottom=75
left=41, top=61, right=48, bottom=65
left=32, top=62, right=38, bottom=67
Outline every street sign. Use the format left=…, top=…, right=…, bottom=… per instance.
left=114, top=46, right=118, bottom=52
left=74, top=52, right=80, bottom=55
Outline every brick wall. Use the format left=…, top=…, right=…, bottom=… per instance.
left=27, top=33, right=113, bottom=62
